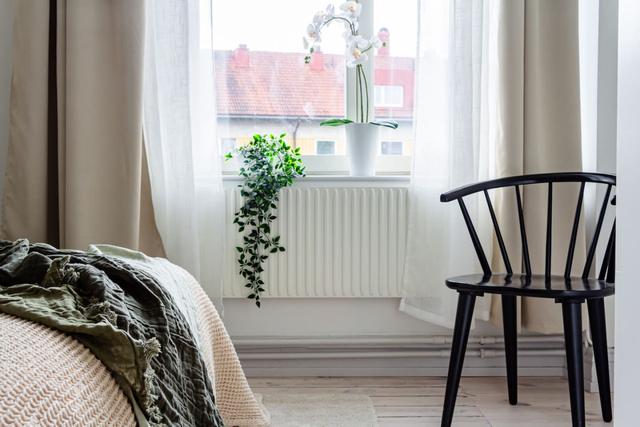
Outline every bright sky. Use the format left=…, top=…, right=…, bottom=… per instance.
left=209, top=0, right=419, bottom=57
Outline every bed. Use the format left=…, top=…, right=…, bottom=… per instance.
left=0, top=241, right=269, bottom=427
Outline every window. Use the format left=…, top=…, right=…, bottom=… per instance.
left=375, top=85, right=404, bottom=107
left=316, top=140, right=336, bottom=155
left=212, top=0, right=418, bottom=175
left=220, top=138, right=237, bottom=154
left=373, top=0, right=418, bottom=173
left=381, top=141, right=403, bottom=155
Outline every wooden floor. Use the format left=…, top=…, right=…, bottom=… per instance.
left=248, top=376, right=612, bottom=426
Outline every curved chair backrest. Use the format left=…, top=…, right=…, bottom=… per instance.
left=440, top=172, right=616, bottom=282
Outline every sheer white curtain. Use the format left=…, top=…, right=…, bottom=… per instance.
left=400, top=0, right=494, bottom=328
left=143, top=0, right=226, bottom=308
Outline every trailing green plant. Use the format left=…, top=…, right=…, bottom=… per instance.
left=225, top=133, right=305, bottom=307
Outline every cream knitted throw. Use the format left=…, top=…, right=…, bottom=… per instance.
left=0, top=261, right=269, bottom=427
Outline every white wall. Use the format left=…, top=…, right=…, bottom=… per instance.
left=0, top=0, right=15, bottom=225
left=597, top=0, right=619, bottom=343
left=614, top=0, right=640, bottom=424
left=580, top=0, right=618, bottom=350
left=597, top=0, right=618, bottom=176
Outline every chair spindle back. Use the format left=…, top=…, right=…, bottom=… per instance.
left=440, top=173, right=616, bottom=281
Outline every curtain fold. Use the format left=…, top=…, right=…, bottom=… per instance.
left=143, top=0, right=226, bottom=307
left=402, top=0, right=585, bottom=333
left=491, top=0, right=585, bottom=333
left=1, top=0, right=164, bottom=255
left=400, top=0, right=493, bottom=328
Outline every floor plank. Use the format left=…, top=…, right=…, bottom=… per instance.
left=248, top=376, right=612, bottom=426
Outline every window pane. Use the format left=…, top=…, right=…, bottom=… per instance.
left=375, top=85, right=404, bottom=107
left=212, top=0, right=347, bottom=160
left=381, top=140, right=403, bottom=155
left=374, top=0, right=418, bottom=159
left=220, top=138, right=237, bottom=155
left=316, top=140, right=336, bottom=155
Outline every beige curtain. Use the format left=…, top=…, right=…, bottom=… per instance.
left=0, top=0, right=163, bottom=255
left=491, top=0, right=586, bottom=333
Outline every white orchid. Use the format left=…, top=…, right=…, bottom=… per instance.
left=303, top=1, right=398, bottom=127
left=346, top=46, right=368, bottom=67
left=313, top=4, right=336, bottom=27
left=306, top=23, right=321, bottom=43
left=339, top=1, right=362, bottom=19
left=313, top=11, right=325, bottom=27
left=369, top=36, right=383, bottom=49
left=324, top=4, right=335, bottom=19
left=346, top=34, right=370, bottom=50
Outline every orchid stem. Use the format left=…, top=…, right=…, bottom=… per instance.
left=360, top=65, right=369, bottom=122
left=321, top=16, right=356, bottom=35
left=355, top=67, right=360, bottom=122
left=357, top=65, right=364, bottom=122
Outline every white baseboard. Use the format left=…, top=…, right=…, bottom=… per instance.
left=584, top=346, right=615, bottom=392
left=234, top=334, right=570, bottom=377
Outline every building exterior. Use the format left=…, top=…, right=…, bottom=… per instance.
left=214, top=30, right=415, bottom=159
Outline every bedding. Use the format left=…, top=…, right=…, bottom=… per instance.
left=0, top=240, right=269, bottom=427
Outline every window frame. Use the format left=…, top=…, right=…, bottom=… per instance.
left=220, top=137, right=237, bottom=154
left=374, top=85, right=405, bottom=108
left=218, top=0, right=412, bottom=176
left=380, top=140, right=404, bottom=155
left=315, top=140, right=337, bottom=156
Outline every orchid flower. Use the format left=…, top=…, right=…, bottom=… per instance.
left=339, top=1, right=362, bottom=19
left=369, top=36, right=382, bottom=49
left=324, top=4, right=335, bottom=19
left=346, top=34, right=369, bottom=50
left=346, top=47, right=368, bottom=67
left=306, top=24, right=321, bottom=43
left=303, top=2, right=397, bottom=128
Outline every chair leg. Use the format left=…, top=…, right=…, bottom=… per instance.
left=562, top=301, right=586, bottom=427
left=502, top=295, right=518, bottom=405
left=441, top=292, right=476, bottom=427
left=587, top=298, right=612, bottom=422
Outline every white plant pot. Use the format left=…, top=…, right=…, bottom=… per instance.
left=345, top=123, right=379, bottom=177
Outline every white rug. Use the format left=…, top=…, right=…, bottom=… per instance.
left=259, top=393, right=378, bottom=427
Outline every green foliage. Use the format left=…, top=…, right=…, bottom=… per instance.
left=320, top=118, right=354, bottom=126
left=320, top=118, right=399, bottom=129
left=369, top=120, right=399, bottom=129
left=226, top=133, right=305, bottom=307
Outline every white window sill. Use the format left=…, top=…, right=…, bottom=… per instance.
left=222, top=175, right=410, bottom=188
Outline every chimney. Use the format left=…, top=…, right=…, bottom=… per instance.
left=310, top=48, right=324, bottom=71
left=377, top=28, right=390, bottom=56
left=233, top=44, right=250, bottom=68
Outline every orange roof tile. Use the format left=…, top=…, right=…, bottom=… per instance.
left=214, top=50, right=414, bottom=119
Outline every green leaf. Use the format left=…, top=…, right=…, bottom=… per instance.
left=320, top=118, right=354, bottom=127
left=369, top=120, right=399, bottom=129
left=232, top=131, right=304, bottom=307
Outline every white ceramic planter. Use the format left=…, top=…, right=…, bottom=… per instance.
left=345, top=123, right=379, bottom=177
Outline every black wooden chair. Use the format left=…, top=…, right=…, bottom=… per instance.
left=439, top=172, right=615, bottom=427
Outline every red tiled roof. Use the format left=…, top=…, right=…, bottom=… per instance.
left=214, top=50, right=414, bottom=119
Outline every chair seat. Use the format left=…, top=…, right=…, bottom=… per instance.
left=446, top=273, right=615, bottom=300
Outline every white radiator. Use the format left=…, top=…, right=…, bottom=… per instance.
left=223, top=185, right=409, bottom=297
